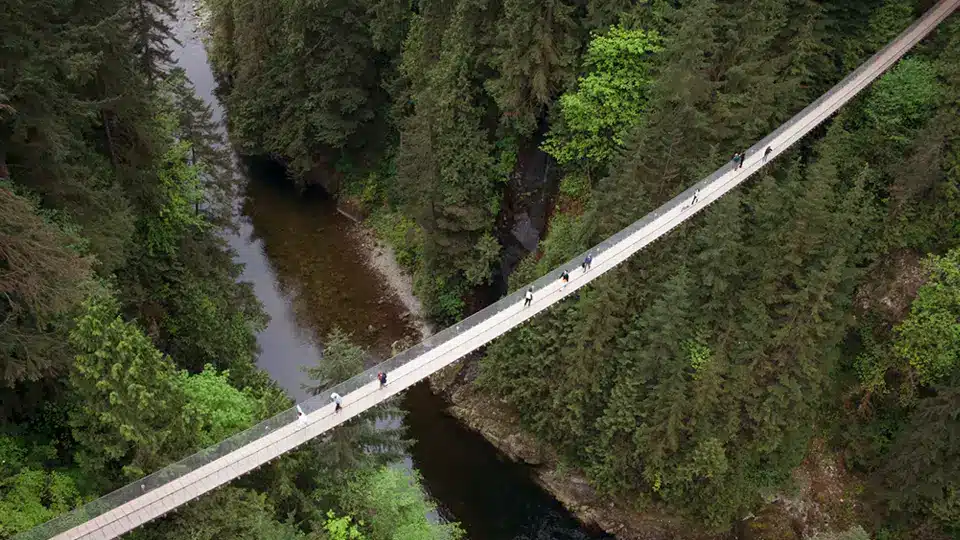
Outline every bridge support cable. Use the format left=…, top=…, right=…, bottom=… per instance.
left=18, top=1, right=959, bottom=538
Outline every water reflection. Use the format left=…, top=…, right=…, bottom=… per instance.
left=404, top=385, right=611, bottom=540
left=172, top=4, right=609, bottom=539
left=241, top=160, right=415, bottom=350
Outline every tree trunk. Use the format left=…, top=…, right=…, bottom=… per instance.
left=102, top=111, right=119, bottom=167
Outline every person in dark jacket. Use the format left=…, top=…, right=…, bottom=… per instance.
left=763, top=146, right=773, bottom=163
left=378, top=371, right=387, bottom=388
left=560, top=270, right=570, bottom=289
left=581, top=254, right=593, bottom=272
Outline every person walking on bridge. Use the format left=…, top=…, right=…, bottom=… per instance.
left=560, top=270, right=570, bottom=289
left=738, top=149, right=747, bottom=169
left=378, top=371, right=387, bottom=388
left=330, top=392, right=343, bottom=413
left=731, top=151, right=742, bottom=170
left=582, top=254, right=593, bottom=272
left=763, top=146, right=772, bottom=163
left=524, top=287, right=534, bottom=307
left=297, top=404, right=307, bottom=424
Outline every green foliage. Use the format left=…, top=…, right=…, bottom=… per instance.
left=0, top=186, right=95, bottom=385
left=394, top=5, right=503, bottom=320
left=8, top=0, right=960, bottom=538
left=463, top=233, right=502, bottom=286
left=415, top=274, right=467, bottom=323
left=368, top=210, right=424, bottom=272
left=486, top=0, right=580, bottom=134
left=0, top=2, right=452, bottom=539
left=0, top=469, right=84, bottom=536
left=302, top=330, right=410, bottom=477
left=341, top=467, right=464, bottom=540
left=204, top=0, right=393, bottom=175
left=303, top=328, right=366, bottom=394
left=557, top=173, right=591, bottom=202
left=893, top=250, right=960, bottom=385
left=116, top=90, right=266, bottom=378
left=542, top=26, right=662, bottom=167
left=68, top=294, right=197, bottom=481
left=144, top=139, right=207, bottom=256
left=534, top=211, right=586, bottom=274
left=879, top=373, right=960, bottom=535
left=177, top=364, right=258, bottom=446
left=863, top=58, right=943, bottom=144
left=481, top=1, right=960, bottom=532
left=159, top=68, right=239, bottom=225
left=130, top=486, right=307, bottom=540
left=68, top=294, right=263, bottom=483
left=0, top=435, right=86, bottom=537
left=324, top=511, right=367, bottom=540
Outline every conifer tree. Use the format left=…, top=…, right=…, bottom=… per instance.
left=395, top=0, right=502, bottom=320
left=590, top=0, right=719, bottom=237
left=0, top=187, right=94, bottom=385
left=486, top=0, right=579, bottom=135
left=302, top=329, right=409, bottom=476
left=129, top=0, right=180, bottom=82
left=68, top=294, right=198, bottom=482
left=162, top=68, right=237, bottom=226
left=881, top=373, right=960, bottom=534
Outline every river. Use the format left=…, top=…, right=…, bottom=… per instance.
left=171, top=4, right=605, bottom=540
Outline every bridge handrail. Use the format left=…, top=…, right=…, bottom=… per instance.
left=17, top=1, right=958, bottom=538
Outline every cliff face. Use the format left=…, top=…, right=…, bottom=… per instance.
left=430, top=359, right=870, bottom=540
left=429, top=361, right=723, bottom=540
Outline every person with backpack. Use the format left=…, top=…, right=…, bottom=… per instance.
left=581, top=254, right=593, bottom=272
left=731, top=151, right=742, bottom=170
left=524, top=287, right=534, bottom=307
left=378, top=371, right=387, bottom=388
left=330, top=392, right=343, bottom=413
left=560, top=270, right=570, bottom=289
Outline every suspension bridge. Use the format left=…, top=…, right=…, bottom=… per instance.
left=20, top=1, right=960, bottom=538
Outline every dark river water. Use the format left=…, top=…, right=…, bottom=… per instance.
left=172, top=4, right=606, bottom=539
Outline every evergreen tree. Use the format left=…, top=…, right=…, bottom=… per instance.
left=302, top=329, right=409, bottom=478
left=395, top=0, right=502, bottom=320
left=67, top=294, right=199, bottom=482
left=881, top=373, right=960, bottom=535
left=486, top=0, right=580, bottom=135
left=162, top=68, right=237, bottom=226
left=130, top=486, right=307, bottom=540
left=0, top=186, right=94, bottom=385
left=130, top=0, right=180, bottom=82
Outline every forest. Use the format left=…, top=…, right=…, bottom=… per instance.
left=2, top=0, right=959, bottom=538
left=199, top=0, right=960, bottom=538
left=0, top=0, right=459, bottom=539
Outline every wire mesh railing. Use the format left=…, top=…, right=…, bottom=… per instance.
left=17, top=1, right=959, bottom=538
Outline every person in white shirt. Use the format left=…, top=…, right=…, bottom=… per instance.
left=523, top=287, right=534, bottom=307
left=296, top=404, right=307, bottom=424
left=330, top=392, right=343, bottom=413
